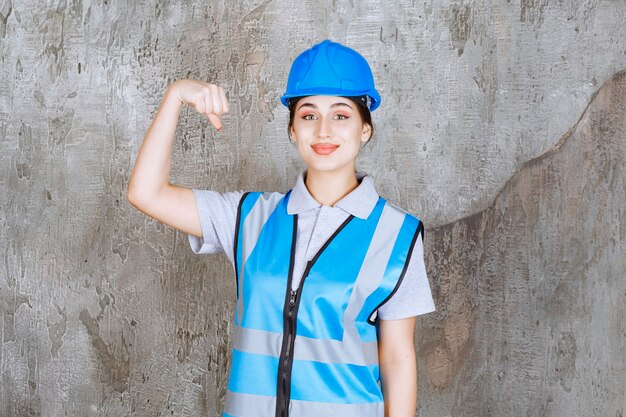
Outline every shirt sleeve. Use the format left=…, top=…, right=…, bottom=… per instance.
left=187, top=188, right=244, bottom=265
left=376, top=231, right=436, bottom=320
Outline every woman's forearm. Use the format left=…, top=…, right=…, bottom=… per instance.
left=381, top=348, right=418, bottom=417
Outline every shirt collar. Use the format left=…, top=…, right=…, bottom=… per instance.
left=287, top=170, right=380, bottom=219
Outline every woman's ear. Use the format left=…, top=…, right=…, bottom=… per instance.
left=361, top=123, right=372, bottom=144
left=289, top=126, right=296, bottom=143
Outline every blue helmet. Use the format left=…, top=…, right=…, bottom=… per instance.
left=280, top=39, right=381, bottom=111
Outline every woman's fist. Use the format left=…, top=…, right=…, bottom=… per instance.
left=171, top=79, right=229, bottom=130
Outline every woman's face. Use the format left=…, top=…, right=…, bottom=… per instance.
left=290, top=95, right=371, bottom=174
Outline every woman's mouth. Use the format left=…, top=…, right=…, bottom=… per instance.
left=311, top=143, right=339, bottom=155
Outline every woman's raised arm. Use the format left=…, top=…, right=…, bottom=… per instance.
left=127, top=80, right=229, bottom=238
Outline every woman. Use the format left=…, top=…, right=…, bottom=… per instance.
left=128, top=39, right=435, bottom=417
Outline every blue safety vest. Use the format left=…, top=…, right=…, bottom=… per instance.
left=223, top=190, right=423, bottom=417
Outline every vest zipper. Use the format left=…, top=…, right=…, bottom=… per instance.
left=276, top=262, right=311, bottom=417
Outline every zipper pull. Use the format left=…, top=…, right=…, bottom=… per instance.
left=289, top=289, right=297, bottom=306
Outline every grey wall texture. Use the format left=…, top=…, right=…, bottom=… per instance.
left=1, top=0, right=625, bottom=416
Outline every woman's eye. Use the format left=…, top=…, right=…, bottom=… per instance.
left=335, top=114, right=349, bottom=120
left=302, top=114, right=316, bottom=120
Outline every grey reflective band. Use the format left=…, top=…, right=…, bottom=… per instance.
left=224, top=391, right=384, bottom=417
left=232, top=326, right=282, bottom=359
left=367, top=219, right=422, bottom=325
left=342, top=203, right=406, bottom=342
left=237, top=192, right=284, bottom=323
left=224, top=391, right=276, bottom=416
left=293, top=330, right=378, bottom=366
left=232, top=326, right=379, bottom=366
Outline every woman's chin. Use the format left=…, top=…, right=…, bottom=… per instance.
left=302, top=159, right=354, bottom=174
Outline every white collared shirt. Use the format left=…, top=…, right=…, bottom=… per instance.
left=188, top=171, right=436, bottom=320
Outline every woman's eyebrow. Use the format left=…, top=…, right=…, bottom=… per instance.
left=297, top=102, right=317, bottom=110
left=297, top=102, right=354, bottom=111
left=331, top=103, right=354, bottom=109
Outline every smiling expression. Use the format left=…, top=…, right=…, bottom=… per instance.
left=289, top=95, right=372, bottom=174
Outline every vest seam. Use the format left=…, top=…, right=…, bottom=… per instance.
left=366, top=219, right=424, bottom=325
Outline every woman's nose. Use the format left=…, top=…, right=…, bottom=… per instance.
left=317, top=117, right=331, bottom=139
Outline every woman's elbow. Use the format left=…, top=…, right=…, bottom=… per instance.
left=126, top=185, right=153, bottom=212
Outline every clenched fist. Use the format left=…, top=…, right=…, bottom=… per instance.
left=171, top=79, right=230, bottom=130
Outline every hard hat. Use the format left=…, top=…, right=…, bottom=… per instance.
left=280, top=39, right=381, bottom=111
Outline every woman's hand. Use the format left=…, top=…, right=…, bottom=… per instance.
left=170, top=79, right=230, bottom=130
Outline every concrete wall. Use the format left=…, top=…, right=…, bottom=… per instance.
left=1, top=0, right=624, bottom=416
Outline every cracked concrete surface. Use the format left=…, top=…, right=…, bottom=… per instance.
left=1, top=1, right=625, bottom=416
left=417, top=70, right=625, bottom=416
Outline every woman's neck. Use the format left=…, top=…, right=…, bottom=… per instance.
left=304, top=166, right=360, bottom=207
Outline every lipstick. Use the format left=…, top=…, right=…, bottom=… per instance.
left=311, top=144, right=339, bottom=155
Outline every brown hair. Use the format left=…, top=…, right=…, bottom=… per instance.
left=287, top=96, right=374, bottom=146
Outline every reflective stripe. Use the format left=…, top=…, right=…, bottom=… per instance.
left=224, top=390, right=384, bottom=417
left=290, top=395, right=383, bottom=417
left=237, top=192, right=284, bottom=324
left=293, top=332, right=378, bottom=366
left=232, top=326, right=378, bottom=366
left=224, top=391, right=276, bottom=416
left=232, top=326, right=282, bottom=358
left=342, top=203, right=406, bottom=343
left=357, top=213, right=420, bottom=328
